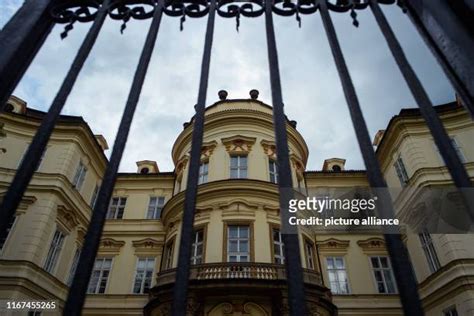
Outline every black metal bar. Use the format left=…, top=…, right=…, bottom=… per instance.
left=319, top=2, right=424, bottom=315
left=0, top=0, right=110, bottom=244
left=171, top=0, right=216, bottom=314
left=264, top=0, right=307, bottom=315
left=370, top=0, right=474, bottom=219
left=0, top=0, right=55, bottom=108
left=64, top=2, right=164, bottom=315
left=404, top=0, right=474, bottom=117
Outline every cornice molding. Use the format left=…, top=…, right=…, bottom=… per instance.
left=99, top=238, right=125, bottom=254
left=260, top=139, right=277, bottom=160
left=317, top=238, right=350, bottom=252
left=221, top=135, right=256, bottom=155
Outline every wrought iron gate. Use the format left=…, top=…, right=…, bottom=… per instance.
left=0, top=0, right=473, bottom=315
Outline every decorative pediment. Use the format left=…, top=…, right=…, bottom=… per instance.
left=175, top=155, right=189, bottom=180
left=99, top=238, right=125, bottom=254
left=222, top=135, right=256, bottom=155
left=219, top=199, right=258, bottom=218
left=201, top=141, right=218, bottom=160
left=290, top=154, right=305, bottom=180
left=261, top=140, right=277, bottom=159
left=57, top=205, right=79, bottom=232
left=357, top=237, right=386, bottom=253
left=132, top=238, right=163, bottom=254
left=316, top=238, right=350, bottom=252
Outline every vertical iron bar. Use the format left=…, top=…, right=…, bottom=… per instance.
left=264, top=0, right=307, bottom=315
left=319, top=2, right=424, bottom=315
left=64, top=2, right=164, bottom=315
left=171, top=0, right=216, bottom=314
left=370, top=0, right=474, bottom=219
left=0, top=0, right=110, bottom=243
left=405, top=0, right=474, bottom=117
left=0, top=0, right=55, bottom=107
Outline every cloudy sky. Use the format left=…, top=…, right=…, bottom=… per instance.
left=0, top=1, right=454, bottom=172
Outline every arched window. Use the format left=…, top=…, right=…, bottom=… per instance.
left=140, top=167, right=150, bottom=174
left=4, top=103, right=14, bottom=112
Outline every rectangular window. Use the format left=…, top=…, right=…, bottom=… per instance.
left=133, top=257, right=155, bottom=294
left=305, top=241, right=315, bottom=269
left=28, top=312, right=42, bottom=316
left=72, top=161, right=87, bottom=190
left=163, top=242, right=174, bottom=269
left=227, top=225, right=250, bottom=262
left=146, top=196, right=165, bottom=219
left=44, top=230, right=66, bottom=273
left=191, top=230, right=204, bottom=264
left=394, top=155, right=409, bottom=186
left=269, top=159, right=278, bottom=184
left=90, top=184, right=100, bottom=208
left=272, top=228, right=285, bottom=264
left=88, top=258, right=112, bottom=294
left=0, top=215, right=16, bottom=252
left=198, top=161, right=209, bottom=184
left=106, top=197, right=127, bottom=219
left=419, top=232, right=441, bottom=273
left=230, top=155, right=248, bottom=179
left=67, top=248, right=81, bottom=286
left=326, top=257, right=350, bottom=294
left=443, top=306, right=459, bottom=316
left=370, top=256, right=397, bottom=294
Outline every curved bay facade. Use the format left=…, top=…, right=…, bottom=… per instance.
left=1, top=95, right=474, bottom=315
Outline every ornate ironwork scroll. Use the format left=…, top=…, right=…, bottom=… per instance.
left=64, top=0, right=164, bottom=314
left=50, top=0, right=101, bottom=38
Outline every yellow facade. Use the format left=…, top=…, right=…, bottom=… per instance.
left=0, top=95, right=473, bottom=315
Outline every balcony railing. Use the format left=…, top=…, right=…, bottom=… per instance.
left=156, top=262, right=322, bottom=287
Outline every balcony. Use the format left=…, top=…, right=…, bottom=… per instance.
left=155, top=262, right=322, bottom=287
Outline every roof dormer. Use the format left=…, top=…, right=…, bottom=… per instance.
left=4, top=96, right=27, bottom=114
left=322, top=158, right=346, bottom=172
left=136, top=160, right=159, bottom=174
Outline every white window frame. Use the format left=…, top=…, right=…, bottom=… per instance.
left=106, top=197, right=127, bottom=219
left=198, top=161, right=209, bottom=184
left=370, top=256, right=397, bottom=294
left=272, top=228, right=285, bottom=264
left=230, top=155, right=248, bottom=179
left=191, top=230, right=204, bottom=265
left=72, top=161, right=87, bottom=190
left=394, top=155, right=409, bottom=186
left=67, top=248, right=81, bottom=286
left=44, top=229, right=66, bottom=273
left=419, top=232, right=441, bottom=273
left=326, top=256, right=350, bottom=294
left=132, top=257, right=155, bottom=294
left=269, top=159, right=278, bottom=184
left=146, top=196, right=165, bottom=219
left=227, top=225, right=250, bottom=262
left=305, top=241, right=315, bottom=269
left=87, top=257, right=113, bottom=294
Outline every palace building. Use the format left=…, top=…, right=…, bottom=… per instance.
left=0, top=93, right=473, bottom=316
